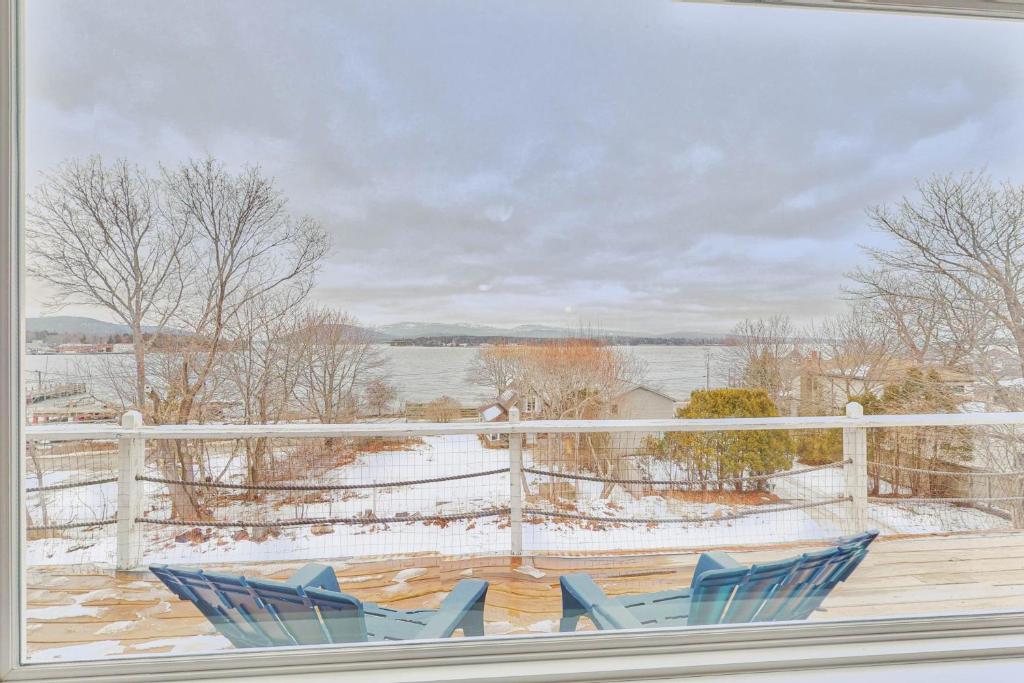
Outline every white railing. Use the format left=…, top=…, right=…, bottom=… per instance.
left=24, top=402, right=1024, bottom=570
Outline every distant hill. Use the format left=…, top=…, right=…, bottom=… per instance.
left=375, top=321, right=728, bottom=343
left=27, top=316, right=187, bottom=338
left=27, top=315, right=728, bottom=344
left=27, top=316, right=130, bottom=336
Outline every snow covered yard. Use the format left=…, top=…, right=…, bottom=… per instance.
left=26, top=433, right=1014, bottom=568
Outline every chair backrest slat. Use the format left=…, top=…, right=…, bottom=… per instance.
left=202, top=571, right=296, bottom=646
left=303, top=586, right=369, bottom=643
left=153, top=564, right=376, bottom=646
left=719, top=557, right=801, bottom=624
left=688, top=567, right=749, bottom=625
left=150, top=565, right=255, bottom=648
left=758, top=547, right=840, bottom=622
left=248, top=578, right=331, bottom=646
left=790, top=531, right=878, bottom=618
left=156, top=567, right=277, bottom=646
left=687, top=530, right=879, bottom=626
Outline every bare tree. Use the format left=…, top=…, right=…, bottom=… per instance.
left=154, top=158, right=328, bottom=518
left=854, top=172, right=1024, bottom=382
left=725, top=315, right=801, bottom=408
left=518, top=340, right=645, bottom=421
left=472, top=340, right=645, bottom=421
left=805, top=305, right=897, bottom=404
left=160, top=158, right=329, bottom=426
left=467, top=344, right=519, bottom=395
left=849, top=269, right=997, bottom=370
left=471, top=340, right=645, bottom=486
left=364, top=378, right=398, bottom=417
left=28, top=157, right=189, bottom=411
left=224, top=289, right=308, bottom=490
left=294, top=307, right=387, bottom=426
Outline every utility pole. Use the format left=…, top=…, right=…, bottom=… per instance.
left=704, top=349, right=711, bottom=390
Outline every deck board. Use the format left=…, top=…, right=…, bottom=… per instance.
left=25, top=531, right=1024, bottom=660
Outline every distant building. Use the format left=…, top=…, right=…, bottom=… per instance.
left=25, top=340, right=52, bottom=354
left=792, top=355, right=974, bottom=415
left=604, top=384, right=679, bottom=456
left=477, top=384, right=678, bottom=451
left=55, top=342, right=113, bottom=354
left=478, top=389, right=533, bottom=445
left=479, top=389, right=519, bottom=423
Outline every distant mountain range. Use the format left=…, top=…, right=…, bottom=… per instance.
left=27, top=316, right=132, bottom=336
left=372, top=321, right=727, bottom=342
left=27, top=316, right=728, bottom=343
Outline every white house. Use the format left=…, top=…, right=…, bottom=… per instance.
left=478, top=384, right=679, bottom=453
left=605, top=383, right=680, bottom=457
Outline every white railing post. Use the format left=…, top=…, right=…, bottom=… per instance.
left=843, top=401, right=869, bottom=535
left=508, top=406, right=524, bottom=561
left=116, top=410, right=144, bottom=571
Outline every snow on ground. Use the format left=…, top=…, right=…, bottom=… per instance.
left=26, top=435, right=1013, bottom=567
left=869, top=501, right=1011, bottom=534
left=30, top=641, right=126, bottom=662
left=779, top=462, right=1012, bottom=535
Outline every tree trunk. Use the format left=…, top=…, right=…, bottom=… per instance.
left=132, top=325, right=147, bottom=413
left=156, top=441, right=202, bottom=520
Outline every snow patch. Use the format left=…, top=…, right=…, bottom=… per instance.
left=31, top=641, right=124, bottom=661
left=393, top=567, right=428, bottom=582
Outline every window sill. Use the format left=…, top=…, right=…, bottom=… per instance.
left=5, top=613, right=1024, bottom=682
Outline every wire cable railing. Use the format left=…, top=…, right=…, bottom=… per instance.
left=23, top=403, right=1024, bottom=569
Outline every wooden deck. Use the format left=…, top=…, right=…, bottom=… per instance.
left=25, top=531, right=1024, bottom=661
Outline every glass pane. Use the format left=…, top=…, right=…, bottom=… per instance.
left=21, top=0, right=1024, bottom=663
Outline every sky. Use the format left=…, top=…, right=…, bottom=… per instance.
left=23, top=0, right=1024, bottom=334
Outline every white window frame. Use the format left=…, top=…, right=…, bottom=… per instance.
left=4, top=0, right=1024, bottom=680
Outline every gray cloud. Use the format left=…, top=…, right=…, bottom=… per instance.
left=25, top=0, right=1024, bottom=332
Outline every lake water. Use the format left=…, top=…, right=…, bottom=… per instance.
left=25, top=345, right=728, bottom=406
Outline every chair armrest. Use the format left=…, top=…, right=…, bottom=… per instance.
left=591, top=600, right=644, bottom=631
left=560, top=574, right=643, bottom=631
left=835, top=530, right=879, bottom=548
left=560, top=573, right=609, bottom=611
left=418, top=579, right=489, bottom=639
left=285, top=563, right=340, bottom=593
left=691, top=551, right=744, bottom=590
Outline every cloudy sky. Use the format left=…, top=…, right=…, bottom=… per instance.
left=24, top=0, right=1024, bottom=334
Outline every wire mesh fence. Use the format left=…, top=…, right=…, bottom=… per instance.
left=864, top=424, right=1024, bottom=532
left=25, top=439, right=119, bottom=567
left=518, top=430, right=851, bottom=554
left=22, top=419, right=1024, bottom=570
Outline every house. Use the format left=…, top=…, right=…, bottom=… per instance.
left=477, top=384, right=679, bottom=452
left=55, top=342, right=112, bottom=354
left=478, top=389, right=536, bottom=445
left=605, top=384, right=679, bottom=456
left=25, top=340, right=52, bottom=354
left=793, top=355, right=975, bottom=415
left=478, top=389, right=520, bottom=424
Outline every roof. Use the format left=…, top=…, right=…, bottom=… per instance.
left=611, top=383, right=677, bottom=403
left=479, top=389, right=520, bottom=422
left=808, top=360, right=974, bottom=383
left=496, top=389, right=519, bottom=411
left=480, top=404, right=504, bottom=422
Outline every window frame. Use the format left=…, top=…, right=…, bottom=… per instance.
left=3, top=0, right=1024, bottom=680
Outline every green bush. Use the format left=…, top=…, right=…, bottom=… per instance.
left=662, top=388, right=794, bottom=491
left=795, top=429, right=842, bottom=465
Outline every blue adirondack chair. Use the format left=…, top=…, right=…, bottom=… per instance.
left=559, top=530, right=878, bottom=632
left=151, top=563, right=489, bottom=647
